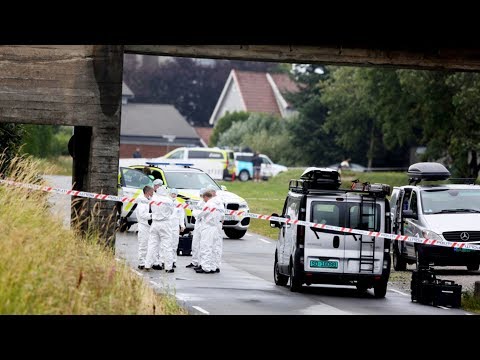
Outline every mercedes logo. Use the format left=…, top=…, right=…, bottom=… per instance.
left=460, top=232, right=470, bottom=241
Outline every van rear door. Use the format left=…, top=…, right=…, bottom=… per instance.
left=343, top=200, right=384, bottom=275
left=305, top=200, right=345, bottom=274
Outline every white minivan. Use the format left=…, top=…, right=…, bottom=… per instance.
left=156, top=147, right=236, bottom=181
left=270, top=168, right=392, bottom=297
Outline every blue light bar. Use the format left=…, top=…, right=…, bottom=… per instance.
left=146, top=161, right=195, bottom=167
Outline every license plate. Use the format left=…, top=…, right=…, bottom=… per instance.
left=310, top=260, right=338, bottom=269
left=224, top=215, right=237, bottom=221
left=454, top=248, right=473, bottom=253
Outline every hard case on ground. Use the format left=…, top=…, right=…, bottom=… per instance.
left=411, top=267, right=462, bottom=308
left=177, top=234, right=193, bottom=256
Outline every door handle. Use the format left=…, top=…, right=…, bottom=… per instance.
left=333, top=235, right=340, bottom=248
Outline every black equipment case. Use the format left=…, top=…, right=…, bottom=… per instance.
left=177, top=234, right=193, bottom=256
left=411, top=267, right=462, bottom=308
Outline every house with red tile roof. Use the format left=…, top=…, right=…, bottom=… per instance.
left=208, top=69, right=300, bottom=126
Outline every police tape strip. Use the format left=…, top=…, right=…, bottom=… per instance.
left=2, top=178, right=480, bottom=252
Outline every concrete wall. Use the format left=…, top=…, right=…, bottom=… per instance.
left=0, top=45, right=124, bottom=247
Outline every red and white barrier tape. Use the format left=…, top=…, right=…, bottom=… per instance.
left=2, top=178, right=480, bottom=252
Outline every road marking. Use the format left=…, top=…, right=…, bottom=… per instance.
left=437, top=305, right=450, bottom=310
left=245, top=233, right=252, bottom=237
left=389, top=289, right=409, bottom=296
left=149, top=280, right=158, bottom=286
left=258, top=238, right=271, bottom=244
left=192, top=306, right=209, bottom=315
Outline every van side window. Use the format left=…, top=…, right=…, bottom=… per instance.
left=311, top=203, right=340, bottom=226
left=189, top=150, right=223, bottom=159
left=409, top=191, right=418, bottom=213
left=168, top=150, right=184, bottom=159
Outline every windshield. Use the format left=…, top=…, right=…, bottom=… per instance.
left=421, top=189, right=480, bottom=214
left=164, top=171, right=221, bottom=190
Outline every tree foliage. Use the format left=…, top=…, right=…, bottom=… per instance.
left=209, top=111, right=250, bottom=146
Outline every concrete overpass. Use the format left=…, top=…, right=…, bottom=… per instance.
left=1, top=44, right=478, bottom=246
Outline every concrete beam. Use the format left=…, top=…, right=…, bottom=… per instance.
left=125, top=45, right=480, bottom=72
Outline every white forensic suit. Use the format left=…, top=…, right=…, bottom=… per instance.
left=198, top=196, right=224, bottom=272
left=191, top=198, right=206, bottom=267
left=171, top=198, right=186, bottom=264
left=210, top=194, right=225, bottom=270
left=136, top=194, right=152, bottom=267
left=144, top=187, right=174, bottom=270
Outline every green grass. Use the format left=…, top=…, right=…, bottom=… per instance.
left=219, top=169, right=408, bottom=239
left=461, top=291, right=480, bottom=314
left=0, top=155, right=186, bottom=314
left=34, top=156, right=72, bottom=176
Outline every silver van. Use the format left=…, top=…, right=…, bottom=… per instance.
left=391, top=162, right=480, bottom=271
left=270, top=168, right=391, bottom=297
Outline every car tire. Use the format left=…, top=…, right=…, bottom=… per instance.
left=238, top=170, right=250, bottom=182
left=467, top=264, right=480, bottom=271
left=374, top=281, right=388, bottom=298
left=274, top=255, right=288, bottom=286
left=289, top=260, right=302, bottom=292
left=393, top=245, right=407, bottom=271
left=224, top=228, right=247, bottom=239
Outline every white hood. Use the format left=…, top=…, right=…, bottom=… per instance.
left=178, top=189, right=246, bottom=205
left=423, top=213, right=480, bottom=233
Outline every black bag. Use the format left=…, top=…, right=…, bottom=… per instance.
left=411, top=267, right=462, bottom=308
left=177, top=234, right=193, bottom=256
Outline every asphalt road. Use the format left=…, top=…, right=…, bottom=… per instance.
left=45, top=175, right=474, bottom=315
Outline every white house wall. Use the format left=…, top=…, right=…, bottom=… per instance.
left=214, top=78, right=245, bottom=124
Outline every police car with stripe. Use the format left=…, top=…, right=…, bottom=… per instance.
left=118, top=162, right=250, bottom=239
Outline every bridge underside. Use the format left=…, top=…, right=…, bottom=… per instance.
left=1, top=44, right=478, bottom=246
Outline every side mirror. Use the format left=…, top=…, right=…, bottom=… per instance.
left=221, top=185, right=227, bottom=191
left=270, top=213, right=281, bottom=228
left=403, top=209, right=418, bottom=220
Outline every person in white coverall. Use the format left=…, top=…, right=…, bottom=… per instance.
left=186, top=188, right=206, bottom=269
left=196, top=190, right=224, bottom=273
left=169, top=188, right=186, bottom=268
left=144, top=183, right=174, bottom=272
left=206, top=185, right=224, bottom=272
left=136, top=185, right=154, bottom=270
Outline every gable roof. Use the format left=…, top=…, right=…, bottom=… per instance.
left=121, top=104, right=199, bottom=139
left=122, top=82, right=134, bottom=98
left=194, top=127, right=214, bottom=147
left=209, top=69, right=300, bottom=125
left=233, top=70, right=281, bottom=116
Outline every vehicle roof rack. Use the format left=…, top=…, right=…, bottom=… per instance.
left=146, top=161, right=194, bottom=168
left=407, top=162, right=450, bottom=185
left=288, top=179, right=391, bottom=197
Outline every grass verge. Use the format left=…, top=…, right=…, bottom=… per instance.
left=0, top=155, right=186, bottom=314
left=220, top=169, right=407, bottom=239
left=461, top=291, right=480, bottom=314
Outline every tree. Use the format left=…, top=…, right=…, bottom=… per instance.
left=123, top=55, right=282, bottom=126
left=0, top=123, right=24, bottom=173
left=209, top=111, right=250, bottom=146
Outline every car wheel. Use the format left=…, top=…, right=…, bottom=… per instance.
left=467, top=264, right=480, bottom=271
left=224, top=228, right=247, bottom=239
left=274, top=255, right=288, bottom=286
left=374, top=280, right=388, bottom=298
left=238, top=170, right=250, bottom=182
left=289, top=260, right=302, bottom=292
left=393, top=245, right=407, bottom=271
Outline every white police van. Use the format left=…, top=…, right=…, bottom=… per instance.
left=391, top=162, right=480, bottom=270
left=270, top=167, right=392, bottom=297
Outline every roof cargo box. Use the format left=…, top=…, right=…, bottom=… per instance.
left=407, top=162, right=451, bottom=181
left=300, top=167, right=341, bottom=190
